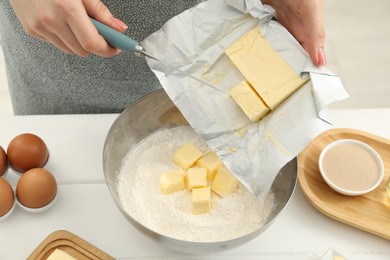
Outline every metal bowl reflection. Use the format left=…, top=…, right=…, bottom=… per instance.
left=102, top=89, right=297, bottom=254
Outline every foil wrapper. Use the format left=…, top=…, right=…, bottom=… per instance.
left=142, top=0, right=349, bottom=198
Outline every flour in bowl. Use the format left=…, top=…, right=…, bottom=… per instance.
left=117, top=126, right=274, bottom=242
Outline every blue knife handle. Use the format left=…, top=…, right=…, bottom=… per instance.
left=90, top=17, right=138, bottom=53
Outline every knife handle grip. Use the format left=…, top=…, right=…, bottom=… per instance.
left=90, top=17, right=139, bottom=53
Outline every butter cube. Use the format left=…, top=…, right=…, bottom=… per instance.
left=225, top=27, right=307, bottom=110
left=47, top=249, right=77, bottom=260
left=192, top=186, right=211, bottom=215
left=160, top=170, right=185, bottom=194
left=211, top=167, right=239, bottom=197
left=231, top=81, right=270, bottom=121
left=173, top=143, right=203, bottom=170
left=196, top=152, right=223, bottom=181
left=186, top=167, right=207, bottom=190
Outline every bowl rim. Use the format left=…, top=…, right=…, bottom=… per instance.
left=318, top=138, right=384, bottom=196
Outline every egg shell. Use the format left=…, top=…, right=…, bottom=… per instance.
left=7, top=133, right=49, bottom=173
left=16, top=168, right=57, bottom=209
left=0, top=177, right=15, bottom=217
left=0, top=145, right=8, bottom=177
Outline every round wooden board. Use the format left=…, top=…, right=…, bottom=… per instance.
left=298, top=128, right=390, bottom=240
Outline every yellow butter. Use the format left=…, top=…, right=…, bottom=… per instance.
left=225, top=26, right=307, bottom=110
left=211, top=167, right=239, bottom=197
left=47, top=249, right=77, bottom=260
left=230, top=80, right=270, bottom=121
left=186, top=167, right=207, bottom=190
left=160, top=170, right=185, bottom=194
left=173, top=143, right=203, bottom=170
left=192, top=186, right=211, bottom=215
left=196, top=151, right=223, bottom=181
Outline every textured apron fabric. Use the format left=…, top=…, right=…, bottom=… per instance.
left=0, top=0, right=202, bottom=114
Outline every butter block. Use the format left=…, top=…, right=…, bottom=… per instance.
left=225, top=26, right=307, bottom=110
left=186, top=167, right=207, bottom=190
left=160, top=170, right=185, bottom=194
left=173, top=143, right=203, bottom=170
left=192, top=186, right=211, bottom=215
left=231, top=81, right=270, bottom=121
left=211, top=167, right=239, bottom=197
left=47, top=249, right=77, bottom=260
left=196, top=151, right=223, bottom=181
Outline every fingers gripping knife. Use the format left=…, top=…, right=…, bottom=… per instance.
left=90, top=18, right=217, bottom=89
left=90, top=18, right=156, bottom=59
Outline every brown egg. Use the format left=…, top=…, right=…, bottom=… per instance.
left=7, top=133, right=49, bottom=173
left=0, top=145, right=7, bottom=177
left=16, top=168, right=57, bottom=208
left=0, top=177, right=14, bottom=217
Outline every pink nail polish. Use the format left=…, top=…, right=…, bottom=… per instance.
left=114, top=18, right=128, bottom=30
left=318, top=48, right=327, bottom=66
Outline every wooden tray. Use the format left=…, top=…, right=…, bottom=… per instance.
left=28, top=230, right=114, bottom=260
left=298, top=128, right=390, bottom=240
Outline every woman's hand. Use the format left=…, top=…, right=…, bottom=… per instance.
left=10, top=0, right=128, bottom=57
left=262, top=0, right=326, bottom=66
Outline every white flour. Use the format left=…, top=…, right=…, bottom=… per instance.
left=117, top=126, right=275, bottom=242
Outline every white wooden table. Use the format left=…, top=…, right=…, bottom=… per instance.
left=0, top=109, right=389, bottom=259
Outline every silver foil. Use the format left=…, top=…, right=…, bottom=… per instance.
left=142, top=0, right=349, bottom=198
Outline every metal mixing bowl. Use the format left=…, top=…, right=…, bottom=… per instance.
left=103, top=89, right=297, bottom=254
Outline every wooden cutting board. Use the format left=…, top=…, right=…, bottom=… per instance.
left=28, top=230, right=114, bottom=260
left=298, top=128, right=390, bottom=240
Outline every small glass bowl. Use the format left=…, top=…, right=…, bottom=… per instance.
left=319, top=139, right=384, bottom=196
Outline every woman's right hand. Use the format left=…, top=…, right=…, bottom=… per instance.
left=10, top=0, right=128, bottom=57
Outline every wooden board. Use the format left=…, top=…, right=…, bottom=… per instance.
left=28, top=230, right=114, bottom=260
left=298, top=128, right=390, bottom=240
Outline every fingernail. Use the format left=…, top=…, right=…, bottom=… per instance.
left=113, top=18, right=128, bottom=30
left=317, top=48, right=327, bottom=66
